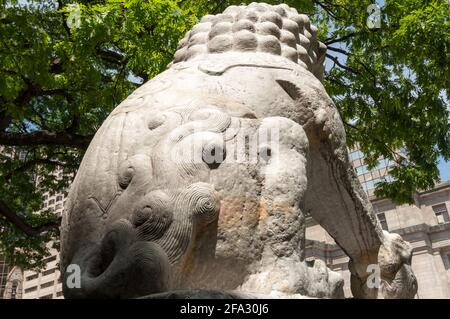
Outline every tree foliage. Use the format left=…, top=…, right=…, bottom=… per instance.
left=0, top=0, right=449, bottom=269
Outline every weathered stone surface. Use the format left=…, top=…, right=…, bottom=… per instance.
left=139, top=290, right=260, bottom=299
left=60, top=3, right=417, bottom=299
left=139, top=289, right=314, bottom=299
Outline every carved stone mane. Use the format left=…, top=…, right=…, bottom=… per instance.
left=171, top=3, right=327, bottom=81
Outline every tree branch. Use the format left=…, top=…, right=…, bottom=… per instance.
left=327, top=46, right=350, bottom=55
left=14, top=79, right=69, bottom=108
left=0, top=200, right=61, bottom=237
left=324, top=32, right=357, bottom=45
left=326, top=75, right=348, bottom=87
left=97, top=48, right=127, bottom=65
left=57, top=0, right=72, bottom=37
left=344, top=121, right=409, bottom=164
left=3, top=158, right=67, bottom=181
left=0, top=109, right=12, bottom=132
left=326, top=53, right=360, bottom=75
left=313, top=0, right=340, bottom=20
left=211, top=0, right=227, bottom=14
left=326, top=47, right=378, bottom=84
left=0, top=130, right=92, bottom=149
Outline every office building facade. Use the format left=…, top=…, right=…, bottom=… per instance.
left=306, top=147, right=450, bottom=298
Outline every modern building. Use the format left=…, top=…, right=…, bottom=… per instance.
left=348, top=148, right=395, bottom=196
left=305, top=148, right=450, bottom=298
left=21, top=189, right=67, bottom=299
left=21, top=246, right=63, bottom=299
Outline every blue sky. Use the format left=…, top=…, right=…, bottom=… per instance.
left=438, top=158, right=450, bottom=182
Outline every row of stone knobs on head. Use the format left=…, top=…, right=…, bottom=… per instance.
left=172, top=3, right=327, bottom=80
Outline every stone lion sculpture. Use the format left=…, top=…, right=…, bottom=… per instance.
left=60, top=2, right=417, bottom=299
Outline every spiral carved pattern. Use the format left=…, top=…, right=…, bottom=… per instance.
left=186, top=182, right=221, bottom=226
left=132, top=190, right=174, bottom=242
left=169, top=108, right=232, bottom=143
left=152, top=183, right=220, bottom=264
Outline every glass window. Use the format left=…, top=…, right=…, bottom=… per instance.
left=56, top=195, right=63, bottom=202
left=377, top=213, right=388, bottom=231
left=432, top=204, right=450, bottom=224
left=40, top=280, right=54, bottom=289
left=39, top=294, right=53, bottom=299
left=356, top=165, right=368, bottom=175
left=374, top=159, right=388, bottom=170
left=365, top=180, right=375, bottom=190
left=26, top=274, right=38, bottom=281
left=361, top=181, right=368, bottom=192
left=373, top=178, right=384, bottom=187
left=24, top=286, right=37, bottom=294
left=42, top=268, right=56, bottom=276
left=350, top=150, right=363, bottom=161
left=44, top=255, right=57, bottom=263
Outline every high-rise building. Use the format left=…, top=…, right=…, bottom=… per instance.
left=21, top=246, right=63, bottom=299
left=21, top=189, right=67, bottom=299
left=348, top=148, right=395, bottom=196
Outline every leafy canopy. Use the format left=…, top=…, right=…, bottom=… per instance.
left=0, top=0, right=449, bottom=269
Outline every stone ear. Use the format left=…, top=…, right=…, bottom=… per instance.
left=276, top=79, right=305, bottom=102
